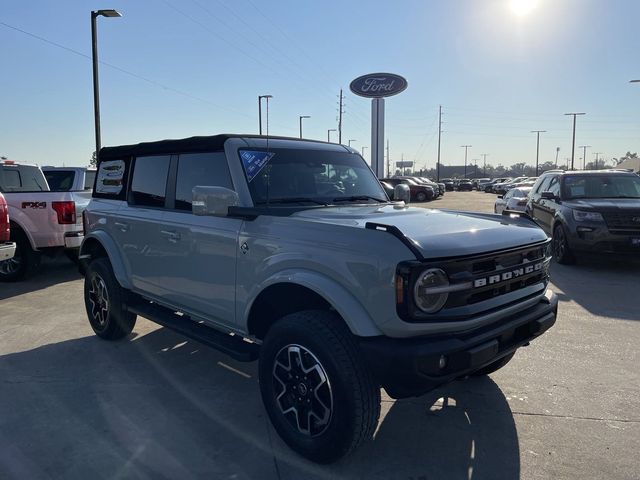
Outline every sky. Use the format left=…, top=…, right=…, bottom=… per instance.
left=1, top=0, right=639, bottom=170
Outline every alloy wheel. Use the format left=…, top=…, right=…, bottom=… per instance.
left=88, top=274, right=110, bottom=327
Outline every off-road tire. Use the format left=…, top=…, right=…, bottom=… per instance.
left=84, top=257, right=136, bottom=340
left=259, top=310, right=381, bottom=463
left=552, top=223, right=576, bottom=265
left=471, top=352, right=515, bottom=376
left=0, top=228, right=41, bottom=282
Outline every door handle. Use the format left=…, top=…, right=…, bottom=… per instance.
left=114, top=221, right=129, bottom=232
left=160, top=230, right=181, bottom=242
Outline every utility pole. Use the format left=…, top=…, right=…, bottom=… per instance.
left=337, top=89, right=344, bottom=144
left=436, top=105, right=442, bottom=181
left=460, top=145, right=472, bottom=178
left=348, top=139, right=356, bottom=147
left=565, top=112, right=586, bottom=170
left=386, top=139, right=390, bottom=177
left=258, top=94, right=273, bottom=135
left=579, top=145, right=591, bottom=170
left=555, top=147, right=560, bottom=169
left=531, top=130, right=546, bottom=176
left=593, top=152, right=603, bottom=170
left=327, top=129, right=337, bottom=142
left=481, top=153, right=488, bottom=176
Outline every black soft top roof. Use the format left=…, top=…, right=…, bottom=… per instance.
left=99, top=134, right=329, bottom=160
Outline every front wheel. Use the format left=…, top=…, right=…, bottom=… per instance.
left=552, top=223, right=576, bottom=265
left=84, top=257, right=136, bottom=340
left=416, top=192, right=427, bottom=202
left=259, top=311, right=381, bottom=463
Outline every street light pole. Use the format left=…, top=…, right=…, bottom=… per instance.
left=579, top=145, right=591, bottom=170
left=531, top=130, right=546, bottom=176
left=258, top=95, right=273, bottom=135
left=460, top=145, right=472, bottom=178
left=481, top=153, right=488, bottom=176
left=565, top=112, right=585, bottom=170
left=348, top=139, right=356, bottom=147
left=362, top=146, right=367, bottom=157
left=327, top=129, right=337, bottom=142
left=299, top=115, right=310, bottom=139
left=593, top=152, right=603, bottom=170
left=91, top=9, right=121, bottom=156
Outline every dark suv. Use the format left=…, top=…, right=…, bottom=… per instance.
left=527, top=170, right=640, bottom=263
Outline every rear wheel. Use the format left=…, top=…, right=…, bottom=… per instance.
left=0, top=229, right=40, bottom=282
left=416, top=192, right=427, bottom=202
left=552, top=223, right=576, bottom=264
left=84, top=257, right=136, bottom=340
left=259, top=311, right=380, bottom=463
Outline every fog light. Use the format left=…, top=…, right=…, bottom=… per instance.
left=439, top=355, right=447, bottom=369
left=577, top=226, right=594, bottom=232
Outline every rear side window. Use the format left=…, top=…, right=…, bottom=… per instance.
left=0, top=165, right=49, bottom=192
left=95, top=159, right=128, bottom=199
left=130, top=156, right=170, bottom=208
left=175, top=152, right=233, bottom=211
left=44, top=171, right=75, bottom=191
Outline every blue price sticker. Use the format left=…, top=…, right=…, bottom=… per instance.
left=240, top=150, right=275, bottom=182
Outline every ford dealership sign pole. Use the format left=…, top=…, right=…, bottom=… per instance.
left=349, top=73, right=408, bottom=178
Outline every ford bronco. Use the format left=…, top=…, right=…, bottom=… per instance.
left=80, top=135, right=557, bottom=463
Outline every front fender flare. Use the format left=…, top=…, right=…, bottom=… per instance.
left=79, top=231, right=131, bottom=289
left=244, top=269, right=383, bottom=337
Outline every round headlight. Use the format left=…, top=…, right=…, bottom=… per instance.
left=413, top=268, right=449, bottom=313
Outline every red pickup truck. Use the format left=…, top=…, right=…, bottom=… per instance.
left=0, top=192, right=16, bottom=266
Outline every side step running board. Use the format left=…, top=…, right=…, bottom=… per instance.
left=127, top=301, right=259, bottom=362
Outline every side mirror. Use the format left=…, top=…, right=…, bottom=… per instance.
left=497, top=195, right=503, bottom=199
left=394, top=184, right=411, bottom=204
left=540, top=191, right=555, bottom=200
left=192, top=186, right=239, bottom=216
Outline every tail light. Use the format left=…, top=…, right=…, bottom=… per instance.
left=0, top=197, right=9, bottom=242
left=52, top=201, right=76, bottom=224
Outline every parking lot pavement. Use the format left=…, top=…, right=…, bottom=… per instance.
left=0, top=192, right=638, bottom=479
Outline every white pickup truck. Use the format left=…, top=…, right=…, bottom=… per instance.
left=42, top=166, right=96, bottom=192
left=0, top=160, right=91, bottom=281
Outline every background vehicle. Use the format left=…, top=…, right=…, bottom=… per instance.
left=0, top=159, right=90, bottom=280
left=0, top=192, right=16, bottom=263
left=457, top=179, right=473, bottom=191
left=494, top=177, right=528, bottom=195
left=473, top=178, right=491, bottom=190
left=527, top=170, right=640, bottom=264
left=42, top=166, right=97, bottom=192
left=441, top=178, right=455, bottom=191
left=80, top=134, right=556, bottom=463
left=382, top=177, right=434, bottom=202
left=396, top=176, right=441, bottom=198
left=484, top=178, right=511, bottom=193
left=494, top=187, right=532, bottom=214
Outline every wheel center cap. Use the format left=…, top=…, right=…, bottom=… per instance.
left=298, top=383, right=308, bottom=396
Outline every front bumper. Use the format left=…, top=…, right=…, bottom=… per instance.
left=0, top=242, right=16, bottom=261
left=568, top=225, right=640, bottom=255
left=358, top=290, right=558, bottom=399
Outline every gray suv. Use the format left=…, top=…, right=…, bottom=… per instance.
left=527, top=170, right=640, bottom=264
left=80, top=135, right=557, bottom=463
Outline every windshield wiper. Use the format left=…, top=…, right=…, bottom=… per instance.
left=332, top=195, right=387, bottom=203
left=257, top=197, right=329, bottom=206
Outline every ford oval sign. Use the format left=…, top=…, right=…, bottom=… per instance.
left=349, top=73, right=408, bottom=98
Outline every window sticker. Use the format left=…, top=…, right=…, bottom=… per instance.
left=96, top=160, right=125, bottom=194
left=240, top=150, right=275, bottom=182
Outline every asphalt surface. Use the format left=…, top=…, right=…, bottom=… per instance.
left=0, top=191, right=638, bottom=479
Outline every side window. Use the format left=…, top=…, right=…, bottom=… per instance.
left=130, top=155, right=171, bottom=208
left=175, top=152, right=233, bottom=211
left=95, top=159, right=128, bottom=199
left=536, top=176, right=552, bottom=194
left=548, top=176, right=561, bottom=197
left=503, top=189, right=514, bottom=199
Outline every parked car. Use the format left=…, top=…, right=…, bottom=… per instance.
left=379, top=180, right=395, bottom=200
left=382, top=177, right=435, bottom=202
left=458, top=179, right=473, bottom=191
left=441, top=178, right=455, bottom=191
left=473, top=178, right=491, bottom=190
left=80, top=134, right=557, bottom=463
left=495, top=177, right=528, bottom=195
left=0, top=192, right=16, bottom=264
left=527, top=170, right=640, bottom=263
left=396, top=176, right=441, bottom=198
left=42, top=166, right=97, bottom=192
left=0, top=159, right=91, bottom=280
left=494, top=187, right=532, bottom=214
left=484, top=178, right=511, bottom=193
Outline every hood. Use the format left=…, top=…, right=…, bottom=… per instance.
left=563, top=198, right=640, bottom=212
left=292, top=204, right=547, bottom=259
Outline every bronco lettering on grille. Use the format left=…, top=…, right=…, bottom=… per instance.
left=473, top=262, right=543, bottom=288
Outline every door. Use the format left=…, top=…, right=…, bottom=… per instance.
left=535, top=176, right=560, bottom=233
left=112, top=154, right=172, bottom=297
left=531, top=175, right=553, bottom=229
left=158, top=152, right=242, bottom=328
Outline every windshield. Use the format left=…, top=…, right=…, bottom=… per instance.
left=563, top=175, right=640, bottom=199
left=240, top=148, right=388, bottom=205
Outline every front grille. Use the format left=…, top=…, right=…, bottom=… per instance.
left=603, top=211, right=640, bottom=233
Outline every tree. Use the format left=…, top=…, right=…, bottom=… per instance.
left=89, top=151, right=97, bottom=167
left=612, top=151, right=638, bottom=165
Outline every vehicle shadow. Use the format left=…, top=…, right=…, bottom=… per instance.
left=0, top=256, right=80, bottom=301
left=0, top=326, right=520, bottom=480
left=549, top=256, right=640, bottom=321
